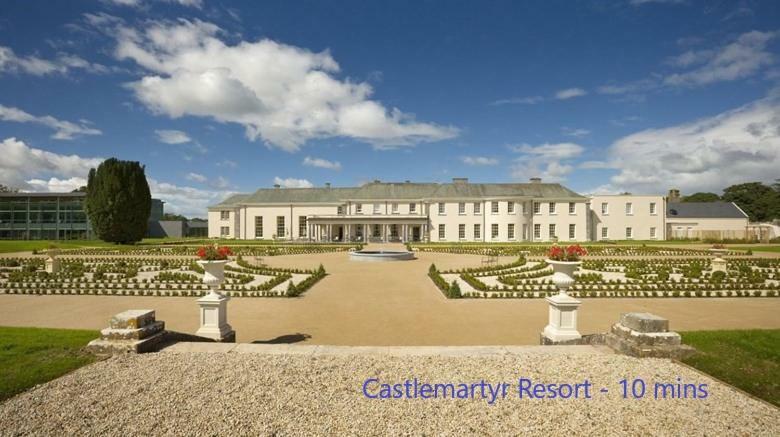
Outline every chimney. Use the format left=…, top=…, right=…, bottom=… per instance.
left=325, top=182, right=331, bottom=188
left=273, top=184, right=281, bottom=189
left=452, top=177, right=468, bottom=184
left=668, top=188, right=680, bottom=202
left=373, top=179, right=381, bottom=184
left=529, top=177, right=542, bottom=184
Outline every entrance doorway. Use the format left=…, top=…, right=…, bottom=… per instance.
left=412, top=226, right=421, bottom=242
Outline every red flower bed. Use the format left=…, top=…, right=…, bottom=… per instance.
left=197, top=244, right=233, bottom=261
left=547, top=244, right=587, bottom=262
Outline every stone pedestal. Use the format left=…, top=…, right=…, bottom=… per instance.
left=86, top=309, right=167, bottom=355
left=44, top=257, right=60, bottom=274
left=711, top=257, right=727, bottom=273
left=196, top=293, right=235, bottom=342
left=605, top=312, right=695, bottom=359
left=541, top=293, right=582, bottom=343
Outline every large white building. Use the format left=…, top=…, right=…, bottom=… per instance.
left=207, top=178, right=749, bottom=242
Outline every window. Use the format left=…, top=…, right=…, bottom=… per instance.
left=373, top=203, right=380, bottom=214
left=508, top=202, right=515, bottom=214
left=458, top=202, right=466, bottom=215
left=491, top=201, right=499, bottom=214
left=533, top=224, right=541, bottom=239
left=569, top=224, right=576, bottom=239
left=601, top=202, right=609, bottom=215
left=508, top=223, right=515, bottom=240
left=491, top=223, right=499, bottom=239
left=459, top=224, right=466, bottom=240
left=220, top=226, right=229, bottom=237
left=254, top=216, right=263, bottom=238
left=522, top=202, right=527, bottom=214
left=299, top=216, right=307, bottom=237
left=549, top=202, right=556, bottom=214
left=601, top=227, right=609, bottom=239
left=474, top=224, right=481, bottom=240
left=392, top=203, right=399, bottom=214
left=390, top=224, right=398, bottom=238
left=337, top=206, right=344, bottom=215
left=438, top=224, right=445, bottom=240
left=276, top=216, right=285, bottom=237
left=533, top=202, right=541, bottom=214
left=650, top=227, right=657, bottom=239
left=438, top=203, right=445, bottom=215
left=409, top=203, right=416, bottom=213
left=650, top=202, right=657, bottom=215
left=356, top=203, right=363, bottom=214
left=473, top=202, right=481, bottom=214
left=522, top=223, right=528, bottom=240
left=220, top=211, right=229, bottom=220
left=569, top=202, right=576, bottom=214
left=549, top=224, right=556, bottom=238
left=626, top=227, right=633, bottom=239
left=625, top=202, right=633, bottom=215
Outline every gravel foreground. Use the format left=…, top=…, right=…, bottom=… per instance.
left=0, top=351, right=777, bottom=436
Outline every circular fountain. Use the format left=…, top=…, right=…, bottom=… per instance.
left=349, top=249, right=415, bottom=262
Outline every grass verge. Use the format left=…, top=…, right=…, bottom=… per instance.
left=681, top=329, right=779, bottom=406
left=0, top=326, right=99, bottom=401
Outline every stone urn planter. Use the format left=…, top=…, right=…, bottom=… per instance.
left=708, top=248, right=728, bottom=273
left=545, top=259, right=581, bottom=294
left=197, top=259, right=228, bottom=297
left=45, top=249, right=61, bottom=274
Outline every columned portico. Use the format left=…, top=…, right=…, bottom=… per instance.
left=308, top=215, right=428, bottom=243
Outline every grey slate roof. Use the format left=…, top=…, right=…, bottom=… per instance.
left=666, top=202, right=748, bottom=219
left=212, top=181, right=585, bottom=207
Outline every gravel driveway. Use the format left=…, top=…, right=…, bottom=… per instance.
left=1, top=347, right=777, bottom=436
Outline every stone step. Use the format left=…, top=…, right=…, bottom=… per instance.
left=109, top=309, right=156, bottom=329
left=610, top=323, right=681, bottom=346
left=86, top=331, right=168, bottom=356
left=100, top=321, right=165, bottom=341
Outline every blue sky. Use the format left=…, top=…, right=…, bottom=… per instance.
left=1, top=0, right=779, bottom=217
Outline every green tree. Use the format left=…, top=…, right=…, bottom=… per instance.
left=722, top=182, right=780, bottom=222
left=85, top=158, right=152, bottom=244
left=162, top=213, right=188, bottom=221
left=0, top=184, right=19, bottom=193
left=682, top=192, right=720, bottom=202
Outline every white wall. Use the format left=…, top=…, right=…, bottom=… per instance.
left=590, top=195, right=665, bottom=241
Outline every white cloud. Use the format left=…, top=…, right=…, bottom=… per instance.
left=0, top=45, right=108, bottom=76
left=185, top=172, right=206, bottom=183
left=273, top=176, right=313, bottom=188
left=216, top=159, right=237, bottom=168
left=0, top=137, right=103, bottom=190
left=302, top=156, right=341, bottom=170
left=578, top=160, right=614, bottom=169
left=147, top=178, right=231, bottom=218
left=561, top=127, right=591, bottom=138
left=603, top=93, right=780, bottom=194
left=489, top=96, right=544, bottom=106
left=0, top=104, right=102, bottom=140
left=554, top=88, right=587, bottom=100
left=155, top=129, right=191, bottom=144
left=509, top=142, right=585, bottom=182
left=211, top=176, right=230, bottom=189
left=460, top=156, right=498, bottom=166
left=114, top=19, right=457, bottom=151
left=630, top=0, right=685, bottom=5
left=664, top=31, right=777, bottom=86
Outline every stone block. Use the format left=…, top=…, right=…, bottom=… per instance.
left=99, top=321, right=165, bottom=341
left=620, top=312, right=669, bottom=333
left=109, top=309, right=156, bottom=329
left=610, top=323, right=681, bottom=346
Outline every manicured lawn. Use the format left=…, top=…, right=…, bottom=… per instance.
left=681, top=329, right=779, bottom=406
left=0, top=326, right=99, bottom=401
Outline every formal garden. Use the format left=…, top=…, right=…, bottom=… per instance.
left=0, top=252, right=326, bottom=298
left=428, top=247, right=780, bottom=299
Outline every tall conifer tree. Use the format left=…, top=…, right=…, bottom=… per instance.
left=85, top=158, right=152, bottom=244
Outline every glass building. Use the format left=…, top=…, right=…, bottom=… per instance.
left=0, top=193, right=165, bottom=240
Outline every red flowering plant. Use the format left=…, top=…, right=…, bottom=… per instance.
left=196, top=244, right=233, bottom=261
left=547, top=244, right=587, bottom=262
left=711, top=244, right=726, bottom=249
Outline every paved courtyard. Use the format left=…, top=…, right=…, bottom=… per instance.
left=1, top=245, right=779, bottom=344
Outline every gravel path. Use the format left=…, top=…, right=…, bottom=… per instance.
left=1, top=349, right=777, bottom=436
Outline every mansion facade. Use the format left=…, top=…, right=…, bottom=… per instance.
left=207, top=178, right=750, bottom=242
